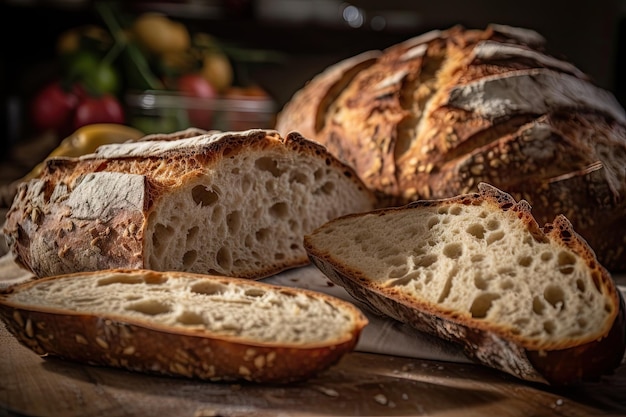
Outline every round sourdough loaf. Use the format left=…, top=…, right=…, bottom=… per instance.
left=275, top=24, right=626, bottom=272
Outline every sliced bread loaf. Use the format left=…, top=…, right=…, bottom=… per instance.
left=0, top=268, right=368, bottom=383
left=304, top=182, right=625, bottom=385
left=3, top=129, right=376, bottom=279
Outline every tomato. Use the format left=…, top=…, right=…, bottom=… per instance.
left=177, top=73, right=217, bottom=129
left=72, top=94, right=125, bottom=131
left=30, top=81, right=79, bottom=135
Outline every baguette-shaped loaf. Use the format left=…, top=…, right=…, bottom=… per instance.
left=304, top=183, right=626, bottom=385
left=276, top=24, right=626, bottom=271
left=0, top=269, right=368, bottom=383
left=3, top=129, right=376, bottom=279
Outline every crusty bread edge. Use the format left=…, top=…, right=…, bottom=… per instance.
left=0, top=269, right=369, bottom=383
left=304, top=183, right=626, bottom=384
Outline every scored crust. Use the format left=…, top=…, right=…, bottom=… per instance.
left=276, top=24, right=626, bottom=271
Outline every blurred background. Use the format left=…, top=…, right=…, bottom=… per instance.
left=0, top=0, right=624, bottom=185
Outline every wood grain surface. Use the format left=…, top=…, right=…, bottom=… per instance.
left=2, top=320, right=625, bottom=417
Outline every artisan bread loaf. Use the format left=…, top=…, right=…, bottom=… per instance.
left=0, top=268, right=367, bottom=383
left=3, top=128, right=376, bottom=278
left=276, top=24, right=626, bottom=271
left=304, top=182, right=626, bottom=385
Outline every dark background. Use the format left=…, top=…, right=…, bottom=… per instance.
left=1, top=0, right=624, bottom=162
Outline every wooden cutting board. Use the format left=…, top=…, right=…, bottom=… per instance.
left=2, top=319, right=625, bottom=417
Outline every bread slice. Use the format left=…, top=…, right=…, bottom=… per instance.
left=0, top=268, right=368, bottom=383
left=304, top=182, right=626, bottom=385
left=3, top=129, right=376, bottom=279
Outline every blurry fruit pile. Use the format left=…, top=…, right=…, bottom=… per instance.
left=29, top=2, right=279, bottom=138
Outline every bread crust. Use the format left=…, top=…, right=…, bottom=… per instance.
left=304, top=183, right=626, bottom=385
left=0, top=269, right=368, bottom=383
left=3, top=129, right=376, bottom=278
left=276, top=24, right=626, bottom=271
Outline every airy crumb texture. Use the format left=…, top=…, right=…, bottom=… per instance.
left=4, top=270, right=363, bottom=345
left=3, top=129, right=376, bottom=279
left=0, top=269, right=368, bottom=383
left=305, top=183, right=619, bottom=351
left=143, top=146, right=372, bottom=277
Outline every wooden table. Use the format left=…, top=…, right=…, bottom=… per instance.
left=1, top=220, right=625, bottom=416
left=2, top=319, right=626, bottom=417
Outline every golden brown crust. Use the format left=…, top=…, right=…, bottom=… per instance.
left=276, top=25, right=626, bottom=271
left=3, top=129, right=376, bottom=279
left=304, top=184, right=626, bottom=385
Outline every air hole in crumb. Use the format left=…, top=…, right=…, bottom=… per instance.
left=191, top=281, right=227, bottom=295
left=275, top=253, right=285, bottom=260
left=183, top=250, right=197, bottom=268
left=216, top=247, right=232, bottom=270
left=437, top=267, right=457, bottom=303
left=255, top=156, right=282, bottom=177
left=245, top=288, right=266, bottom=297
left=388, top=265, right=409, bottom=279
left=97, top=275, right=145, bottom=286
left=577, top=317, right=588, bottom=328
left=486, top=231, right=504, bottom=245
left=313, top=168, right=324, bottom=181
left=126, top=300, right=171, bottom=315
left=241, top=175, right=253, bottom=193
left=387, top=272, right=420, bottom=287
left=474, top=275, right=488, bottom=290
left=449, top=205, right=462, bottom=215
left=437, top=207, right=448, bottom=215
left=211, top=205, right=224, bottom=223
left=227, top=211, right=242, bottom=234
left=486, top=219, right=500, bottom=231
left=316, top=181, right=335, bottom=195
left=500, top=280, right=514, bottom=290
left=269, top=202, right=289, bottom=219
left=541, top=251, right=554, bottom=262
left=192, top=185, right=219, bottom=207
left=470, top=293, right=500, bottom=318
left=543, top=320, right=555, bottom=335
left=177, top=311, right=204, bottom=325
left=152, top=223, right=174, bottom=251
left=443, top=243, right=462, bottom=259
left=557, top=251, right=576, bottom=274
left=518, top=256, right=532, bottom=267
left=466, top=223, right=485, bottom=239
left=576, top=279, right=586, bottom=292
left=544, top=285, right=565, bottom=310
left=497, top=267, right=516, bottom=277
left=256, top=228, right=270, bottom=242
left=427, top=217, right=439, bottom=229
left=415, top=254, right=437, bottom=268
left=532, top=296, right=545, bottom=315
left=471, top=254, right=485, bottom=263
left=513, top=318, right=529, bottom=331
left=290, top=171, right=308, bottom=185
left=187, top=226, right=199, bottom=242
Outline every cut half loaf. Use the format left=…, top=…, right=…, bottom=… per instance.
left=3, top=129, right=376, bottom=279
left=0, top=269, right=368, bottom=383
left=304, top=182, right=625, bottom=385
